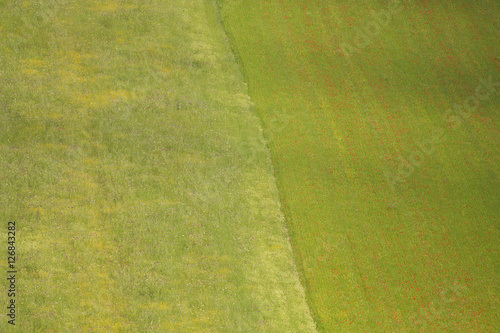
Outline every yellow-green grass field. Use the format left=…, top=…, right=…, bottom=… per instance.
left=219, top=0, right=499, bottom=331
left=0, top=0, right=317, bottom=331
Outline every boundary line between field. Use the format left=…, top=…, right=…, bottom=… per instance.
left=213, top=1, right=321, bottom=331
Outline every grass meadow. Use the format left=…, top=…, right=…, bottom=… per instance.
left=0, top=0, right=316, bottom=331
left=219, top=0, right=499, bottom=331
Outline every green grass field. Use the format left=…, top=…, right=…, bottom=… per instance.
left=1, top=0, right=499, bottom=332
left=219, top=0, right=500, bottom=331
left=0, top=0, right=317, bottom=331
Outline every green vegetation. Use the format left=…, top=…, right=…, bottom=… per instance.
left=0, top=0, right=316, bottom=331
left=219, top=0, right=500, bottom=331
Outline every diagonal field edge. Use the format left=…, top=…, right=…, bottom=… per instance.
left=215, top=0, right=321, bottom=331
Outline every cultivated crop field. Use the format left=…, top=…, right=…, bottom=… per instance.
left=0, top=0, right=316, bottom=331
left=220, top=0, right=499, bottom=331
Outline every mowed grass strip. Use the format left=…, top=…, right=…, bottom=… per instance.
left=0, top=0, right=317, bottom=331
left=220, top=0, right=500, bottom=331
